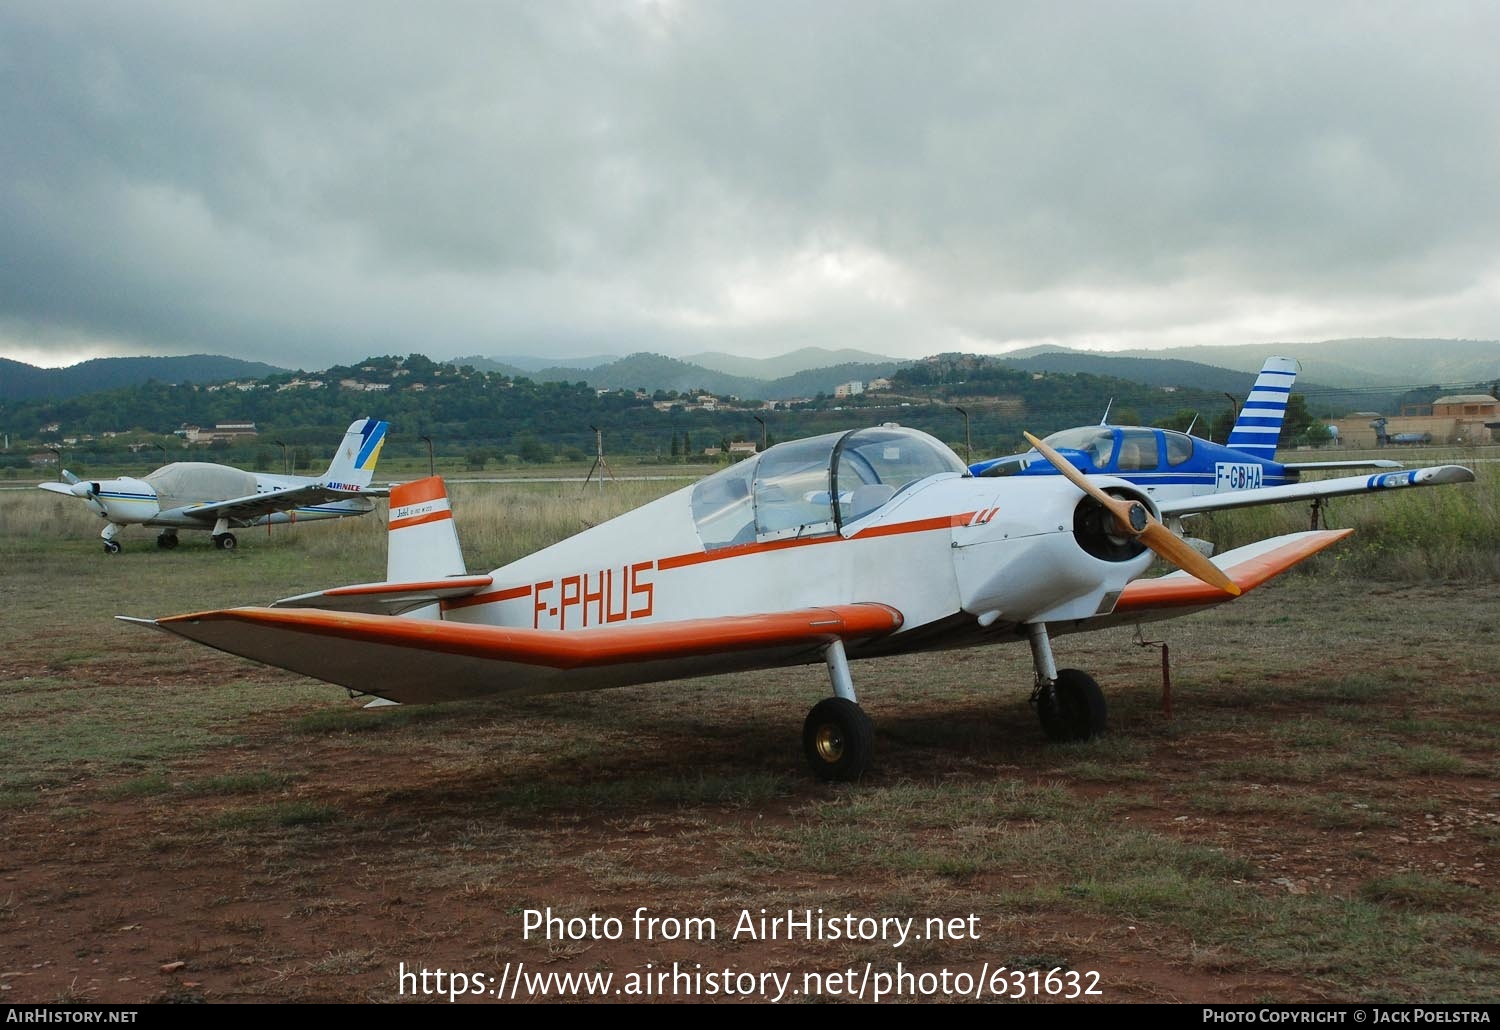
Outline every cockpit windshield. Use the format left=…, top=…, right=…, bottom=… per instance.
left=1041, top=427, right=1116, bottom=470
left=690, top=427, right=968, bottom=549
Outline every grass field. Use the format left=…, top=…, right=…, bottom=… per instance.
left=0, top=473, right=1495, bottom=1004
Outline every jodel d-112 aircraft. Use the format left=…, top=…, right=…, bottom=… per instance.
left=43, top=418, right=388, bottom=553
left=127, top=424, right=1473, bottom=780
left=970, top=357, right=1405, bottom=509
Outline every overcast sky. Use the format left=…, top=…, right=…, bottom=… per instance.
left=3, top=2, right=1499, bottom=370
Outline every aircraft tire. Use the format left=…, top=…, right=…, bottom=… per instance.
left=103, top=540, right=121, bottom=555
left=803, top=697, right=874, bottom=782
left=1037, top=669, right=1107, bottom=742
left=214, top=533, right=238, bottom=552
left=157, top=534, right=178, bottom=550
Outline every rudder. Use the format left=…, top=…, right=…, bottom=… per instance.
left=1227, top=358, right=1297, bottom=460
left=323, top=418, right=389, bottom=489
left=387, top=476, right=466, bottom=583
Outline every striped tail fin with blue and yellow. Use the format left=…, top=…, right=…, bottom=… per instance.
left=322, top=418, right=389, bottom=489
left=1226, top=358, right=1298, bottom=460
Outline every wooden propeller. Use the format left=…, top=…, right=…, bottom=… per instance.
left=1024, top=432, right=1241, bottom=596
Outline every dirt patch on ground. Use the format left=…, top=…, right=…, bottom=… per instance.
left=2, top=582, right=1496, bottom=1004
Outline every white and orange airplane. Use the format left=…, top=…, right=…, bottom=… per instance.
left=126, top=425, right=1474, bottom=780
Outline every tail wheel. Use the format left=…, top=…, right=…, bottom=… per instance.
left=1036, top=669, right=1107, bottom=742
left=803, top=697, right=874, bottom=782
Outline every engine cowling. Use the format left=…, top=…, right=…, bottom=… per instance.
left=1072, top=484, right=1156, bottom=563
left=77, top=477, right=160, bottom=523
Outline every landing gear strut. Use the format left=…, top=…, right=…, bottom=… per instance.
left=101, top=523, right=122, bottom=555
left=1026, top=622, right=1107, bottom=741
left=802, top=639, right=874, bottom=781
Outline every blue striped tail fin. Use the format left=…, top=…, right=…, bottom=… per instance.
left=1227, top=358, right=1297, bottom=460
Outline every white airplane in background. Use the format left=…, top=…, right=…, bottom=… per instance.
left=43, top=418, right=389, bottom=554
left=129, top=424, right=1473, bottom=779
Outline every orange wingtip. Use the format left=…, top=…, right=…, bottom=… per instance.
left=158, top=603, right=905, bottom=670
left=1114, top=529, right=1352, bottom=613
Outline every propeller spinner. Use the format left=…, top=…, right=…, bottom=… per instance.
left=1025, top=431, right=1241, bottom=596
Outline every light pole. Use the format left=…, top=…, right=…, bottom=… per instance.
left=273, top=439, right=288, bottom=475
left=753, top=415, right=767, bottom=452
left=953, top=406, right=971, bottom=464
left=420, top=435, right=435, bottom=477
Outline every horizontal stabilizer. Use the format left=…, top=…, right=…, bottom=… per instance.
left=272, top=575, right=495, bottom=616
left=125, top=603, right=905, bottom=704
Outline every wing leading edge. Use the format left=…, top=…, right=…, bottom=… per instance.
left=1089, top=529, right=1352, bottom=629
left=173, top=483, right=381, bottom=525
left=126, top=603, right=905, bottom=704
left=1158, top=465, right=1474, bottom=517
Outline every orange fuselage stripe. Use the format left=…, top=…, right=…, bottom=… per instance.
left=448, top=509, right=978, bottom=605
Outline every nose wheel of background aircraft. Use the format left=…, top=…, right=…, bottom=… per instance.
left=212, top=533, right=237, bottom=551
left=103, top=540, right=121, bottom=555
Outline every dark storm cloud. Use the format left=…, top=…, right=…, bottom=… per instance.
left=2, top=1, right=1498, bottom=368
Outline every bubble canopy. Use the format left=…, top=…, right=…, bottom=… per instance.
left=690, top=426, right=969, bottom=549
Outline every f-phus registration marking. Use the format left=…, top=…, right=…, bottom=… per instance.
left=533, top=562, right=655, bottom=629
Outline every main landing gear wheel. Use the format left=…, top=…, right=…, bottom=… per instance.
left=156, top=533, right=178, bottom=550
left=1036, top=669, right=1107, bottom=742
left=103, top=540, right=121, bottom=555
left=212, top=533, right=237, bottom=551
left=803, top=697, right=874, bottom=782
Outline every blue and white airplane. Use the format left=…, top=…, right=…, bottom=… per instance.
left=40, top=417, right=389, bottom=554
left=965, top=358, right=1468, bottom=515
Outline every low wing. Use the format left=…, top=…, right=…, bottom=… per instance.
left=1077, top=529, right=1351, bottom=632
left=272, top=575, right=495, bottom=616
left=120, top=603, right=904, bottom=704
left=1158, top=465, right=1474, bottom=518
left=1281, top=459, right=1402, bottom=471
left=173, top=483, right=379, bottom=525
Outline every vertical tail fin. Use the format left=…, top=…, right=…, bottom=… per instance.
left=387, top=476, right=466, bottom=583
left=322, top=418, right=389, bottom=489
left=1227, top=358, right=1298, bottom=460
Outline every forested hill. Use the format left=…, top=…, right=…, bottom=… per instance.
left=4, top=351, right=1273, bottom=465
left=453, top=351, right=902, bottom=399
left=0, top=355, right=286, bottom=401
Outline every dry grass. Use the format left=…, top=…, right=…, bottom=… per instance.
left=0, top=475, right=1495, bottom=1004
